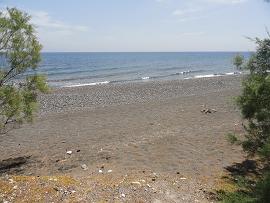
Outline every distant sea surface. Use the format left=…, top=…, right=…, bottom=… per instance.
left=36, top=52, right=250, bottom=87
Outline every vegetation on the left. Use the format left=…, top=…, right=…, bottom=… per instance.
left=0, top=8, right=48, bottom=134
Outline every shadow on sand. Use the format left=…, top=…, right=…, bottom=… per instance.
left=0, top=156, right=31, bottom=174
left=225, top=159, right=259, bottom=177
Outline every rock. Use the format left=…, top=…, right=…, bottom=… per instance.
left=99, top=169, right=103, bottom=173
left=66, top=150, right=72, bottom=155
left=58, top=164, right=77, bottom=171
left=131, top=181, right=141, bottom=186
left=201, top=107, right=217, bottom=114
left=107, top=169, right=112, bottom=173
left=121, top=193, right=126, bottom=198
left=81, top=164, right=88, bottom=170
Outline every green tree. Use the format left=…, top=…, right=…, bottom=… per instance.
left=0, top=8, right=48, bottom=134
left=235, top=37, right=270, bottom=160
left=222, top=36, right=270, bottom=203
left=233, top=54, right=244, bottom=70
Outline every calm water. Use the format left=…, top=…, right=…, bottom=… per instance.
left=35, top=52, right=250, bottom=87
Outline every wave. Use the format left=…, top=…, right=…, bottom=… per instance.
left=47, top=70, right=140, bottom=82
left=193, top=71, right=241, bottom=79
left=53, top=71, right=243, bottom=88
left=63, top=81, right=110, bottom=88
left=194, top=74, right=223, bottom=79
left=225, top=72, right=241, bottom=75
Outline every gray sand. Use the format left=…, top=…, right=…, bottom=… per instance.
left=0, top=76, right=246, bottom=202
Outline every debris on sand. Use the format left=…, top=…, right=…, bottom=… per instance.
left=201, top=107, right=217, bottom=114
left=131, top=181, right=141, bottom=186
left=81, top=164, right=88, bottom=170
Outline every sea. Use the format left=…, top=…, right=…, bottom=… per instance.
left=34, top=52, right=250, bottom=87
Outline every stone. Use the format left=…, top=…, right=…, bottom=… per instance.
left=81, top=164, right=88, bottom=170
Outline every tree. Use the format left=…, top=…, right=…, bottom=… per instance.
left=0, top=8, right=48, bottom=134
left=235, top=37, right=270, bottom=160
left=222, top=36, right=270, bottom=203
left=233, top=54, right=244, bottom=70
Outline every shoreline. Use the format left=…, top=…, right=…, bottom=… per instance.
left=49, top=71, right=243, bottom=88
left=1, top=75, right=245, bottom=202
left=39, top=74, right=243, bottom=116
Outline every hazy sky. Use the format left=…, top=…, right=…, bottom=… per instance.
left=1, top=0, right=270, bottom=52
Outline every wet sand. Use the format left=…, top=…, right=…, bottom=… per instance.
left=0, top=76, right=246, bottom=202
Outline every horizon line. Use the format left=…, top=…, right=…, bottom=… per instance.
left=41, top=50, right=254, bottom=53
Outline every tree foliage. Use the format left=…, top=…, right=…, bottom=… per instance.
left=233, top=54, right=244, bottom=70
left=233, top=37, right=270, bottom=160
left=0, top=8, right=48, bottom=134
left=222, top=36, right=270, bottom=203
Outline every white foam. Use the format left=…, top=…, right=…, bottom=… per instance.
left=225, top=72, right=235, bottom=75
left=63, top=81, right=110, bottom=88
left=141, top=76, right=150, bottom=80
left=181, top=70, right=192, bottom=75
left=225, top=72, right=242, bottom=75
left=184, top=77, right=193, bottom=80
left=194, top=74, right=222, bottom=79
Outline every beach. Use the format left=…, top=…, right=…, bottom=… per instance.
left=0, top=75, right=246, bottom=202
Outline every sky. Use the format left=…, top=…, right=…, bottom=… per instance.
left=1, top=0, right=270, bottom=52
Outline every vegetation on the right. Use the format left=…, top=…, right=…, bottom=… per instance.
left=221, top=36, right=270, bottom=203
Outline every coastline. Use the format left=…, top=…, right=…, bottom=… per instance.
left=1, top=75, right=245, bottom=202
left=39, top=74, right=244, bottom=115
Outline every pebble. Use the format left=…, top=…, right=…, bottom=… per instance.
left=81, top=164, right=88, bottom=170
left=66, top=151, right=72, bottom=155
left=107, top=169, right=112, bottom=173
left=38, top=76, right=240, bottom=115
left=131, top=181, right=141, bottom=186
left=121, top=193, right=126, bottom=198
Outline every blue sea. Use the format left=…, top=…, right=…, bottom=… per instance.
left=36, top=52, right=250, bottom=87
